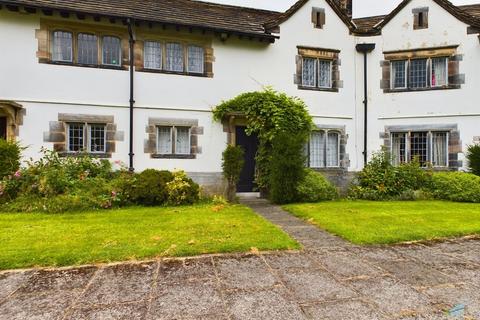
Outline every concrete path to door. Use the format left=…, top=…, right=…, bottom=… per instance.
left=1, top=199, right=479, bottom=320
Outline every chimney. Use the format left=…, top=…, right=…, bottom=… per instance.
left=337, top=0, right=353, bottom=18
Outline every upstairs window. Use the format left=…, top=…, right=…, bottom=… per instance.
left=166, top=43, right=184, bottom=72
left=301, top=58, right=332, bottom=89
left=77, top=33, right=98, bottom=65
left=311, top=8, right=326, bottom=29
left=413, top=7, right=429, bottom=30
left=187, top=45, right=205, bottom=74
left=52, top=31, right=73, bottom=62
left=390, top=57, right=448, bottom=90
left=391, top=131, right=448, bottom=167
left=157, top=126, right=191, bottom=155
left=102, top=36, right=121, bottom=66
left=144, top=41, right=162, bottom=70
left=309, top=131, right=340, bottom=168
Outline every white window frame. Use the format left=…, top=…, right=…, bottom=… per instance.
left=156, top=126, right=174, bottom=155
left=87, top=124, right=107, bottom=154
left=390, top=131, right=449, bottom=168
left=308, top=129, right=340, bottom=169
left=430, top=57, right=449, bottom=88
left=52, top=30, right=73, bottom=63
left=318, top=59, right=333, bottom=89
left=101, top=36, right=122, bottom=67
left=66, top=122, right=85, bottom=153
left=301, top=57, right=317, bottom=88
left=390, top=60, right=408, bottom=89
left=174, top=127, right=192, bottom=155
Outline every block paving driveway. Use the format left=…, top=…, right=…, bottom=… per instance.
left=1, top=200, right=480, bottom=319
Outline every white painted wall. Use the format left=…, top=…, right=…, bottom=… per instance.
left=0, top=0, right=479, bottom=176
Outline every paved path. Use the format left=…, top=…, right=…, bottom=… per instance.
left=1, top=200, right=480, bottom=319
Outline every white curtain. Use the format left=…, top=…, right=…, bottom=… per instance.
left=175, top=127, right=190, bottom=154
left=309, top=131, right=325, bottom=168
left=432, top=132, right=448, bottom=167
left=187, top=45, right=204, bottom=74
left=52, top=31, right=73, bottom=62
left=318, top=60, right=331, bottom=88
left=302, top=58, right=316, bottom=87
left=391, top=133, right=406, bottom=165
left=432, top=58, right=447, bottom=87
left=157, top=127, right=172, bottom=154
left=166, top=43, right=184, bottom=72
left=326, top=132, right=339, bottom=167
left=144, top=41, right=162, bottom=70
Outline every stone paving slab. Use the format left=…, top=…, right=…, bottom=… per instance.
left=0, top=199, right=479, bottom=319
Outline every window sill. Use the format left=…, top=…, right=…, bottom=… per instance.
left=384, top=85, right=460, bottom=93
left=138, top=68, right=210, bottom=78
left=58, top=152, right=111, bottom=159
left=151, top=154, right=196, bottom=159
left=45, top=61, right=128, bottom=71
left=298, top=86, right=339, bottom=93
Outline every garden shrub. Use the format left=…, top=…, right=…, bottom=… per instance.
left=297, top=169, right=338, bottom=202
left=467, top=144, right=480, bottom=176
left=0, top=139, right=22, bottom=180
left=165, top=170, right=200, bottom=205
left=428, top=172, right=480, bottom=203
left=130, top=169, right=173, bottom=206
left=268, top=132, right=307, bottom=204
left=222, top=145, right=244, bottom=202
left=349, top=150, right=432, bottom=200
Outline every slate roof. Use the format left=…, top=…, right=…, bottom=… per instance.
left=0, top=0, right=282, bottom=40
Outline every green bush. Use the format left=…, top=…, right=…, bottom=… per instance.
left=268, top=132, right=307, bottom=204
left=467, top=144, right=480, bottom=176
left=165, top=170, right=200, bottom=206
left=297, top=169, right=338, bottom=202
left=349, top=150, right=432, bottom=200
left=429, top=172, right=480, bottom=203
left=0, top=139, right=22, bottom=180
left=130, top=169, right=173, bottom=206
left=222, top=145, right=244, bottom=202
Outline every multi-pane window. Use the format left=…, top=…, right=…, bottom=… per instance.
left=187, top=45, right=205, bottom=74
left=409, top=59, right=428, bottom=88
left=391, top=57, right=448, bottom=90
left=166, top=43, right=184, bottom=72
left=77, top=33, right=98, bottom=65
left=157, top=126, right=191, bottom=155
left=308, top=131, right=340, bottom=168
left=144, top=41, right=162, bottom=70
left=102, top=36, right=121, bottom=66
left=390, top=131, right=448, bottom=167
left=391, top=60, right=407, bottom=89
left=67, top=123, right=106, bottom=153
left=52, top=31, right=73, bottom=62
left=301, top=58, right=332, bottom=88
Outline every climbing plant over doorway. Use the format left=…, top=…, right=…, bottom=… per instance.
left=213, top=88, right=313, bottom=200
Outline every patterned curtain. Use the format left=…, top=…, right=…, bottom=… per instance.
left=302, top=58, right=316, bottom=87
left=144, top=41, right=162, bottom=70
left=318, top=60, right=331, bottom=88
left=187, top=45, right=204, bottom=74
left=309, top=131, right=325, bottom=168
left=166, top=43, right=184, bottom=72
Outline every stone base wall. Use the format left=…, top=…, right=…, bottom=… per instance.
left=188, top=172, right=226, bottom=196
left=314, top=169, right=356, bottom=195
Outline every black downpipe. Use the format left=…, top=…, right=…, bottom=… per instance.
left=127, top=19, right=135, bottom=172
left=355, top=43, right=375, bottom=166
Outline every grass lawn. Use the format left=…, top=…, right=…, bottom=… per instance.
left=283, top=200, right=480, bottom=245
left=0, top=204, right=299, bottom=270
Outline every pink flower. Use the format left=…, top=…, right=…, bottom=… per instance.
left=14, top=171, right=21, bottom=178
left=111, top=191, right=117, bottom=197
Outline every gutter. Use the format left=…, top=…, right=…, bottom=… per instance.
left=355, top=43, right=376, bottom=165
left=127, top=18, right=136, bottom=172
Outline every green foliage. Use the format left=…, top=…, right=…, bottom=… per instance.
left=222, top=145, right=245, bottom=202
left=467, top=144, right=480, bottom=176
left=429, top=172, right=480, bottom=203
left=349, top=150, right=432, bottom=200
left=297, top=169, right=338, bottom=203
left=0, top=139, right=22, bottom=180
left=213, top=89, right=313, bottom=197
left=165, top=170, right=200, bottom=206
left=268, top=132, right=307, bottom=204
left=130, top=169, right=174, bottom=206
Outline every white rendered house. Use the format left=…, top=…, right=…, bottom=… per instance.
left=0, top=0, right=479, bottom=192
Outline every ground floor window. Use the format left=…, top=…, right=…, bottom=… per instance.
left=0, top=116, right=7, bottom=140
left=67, top=123, right=106, bottom=153
left=309, top=130, right=340, bottom=168
left=391, top=131, right=448, bottom=167
left=157, top=126, right=191, bottom=155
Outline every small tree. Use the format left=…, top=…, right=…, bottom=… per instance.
left=467, top=144, right=480, bottom=176
left=0, top=139, right=22, bottom=179
left=222, top=145, right=244, bottom=202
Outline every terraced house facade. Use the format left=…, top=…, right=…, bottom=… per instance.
left=0, top=0, right=479, bottom=192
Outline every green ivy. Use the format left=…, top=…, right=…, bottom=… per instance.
left=213, top=88, right=313, bottom=196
